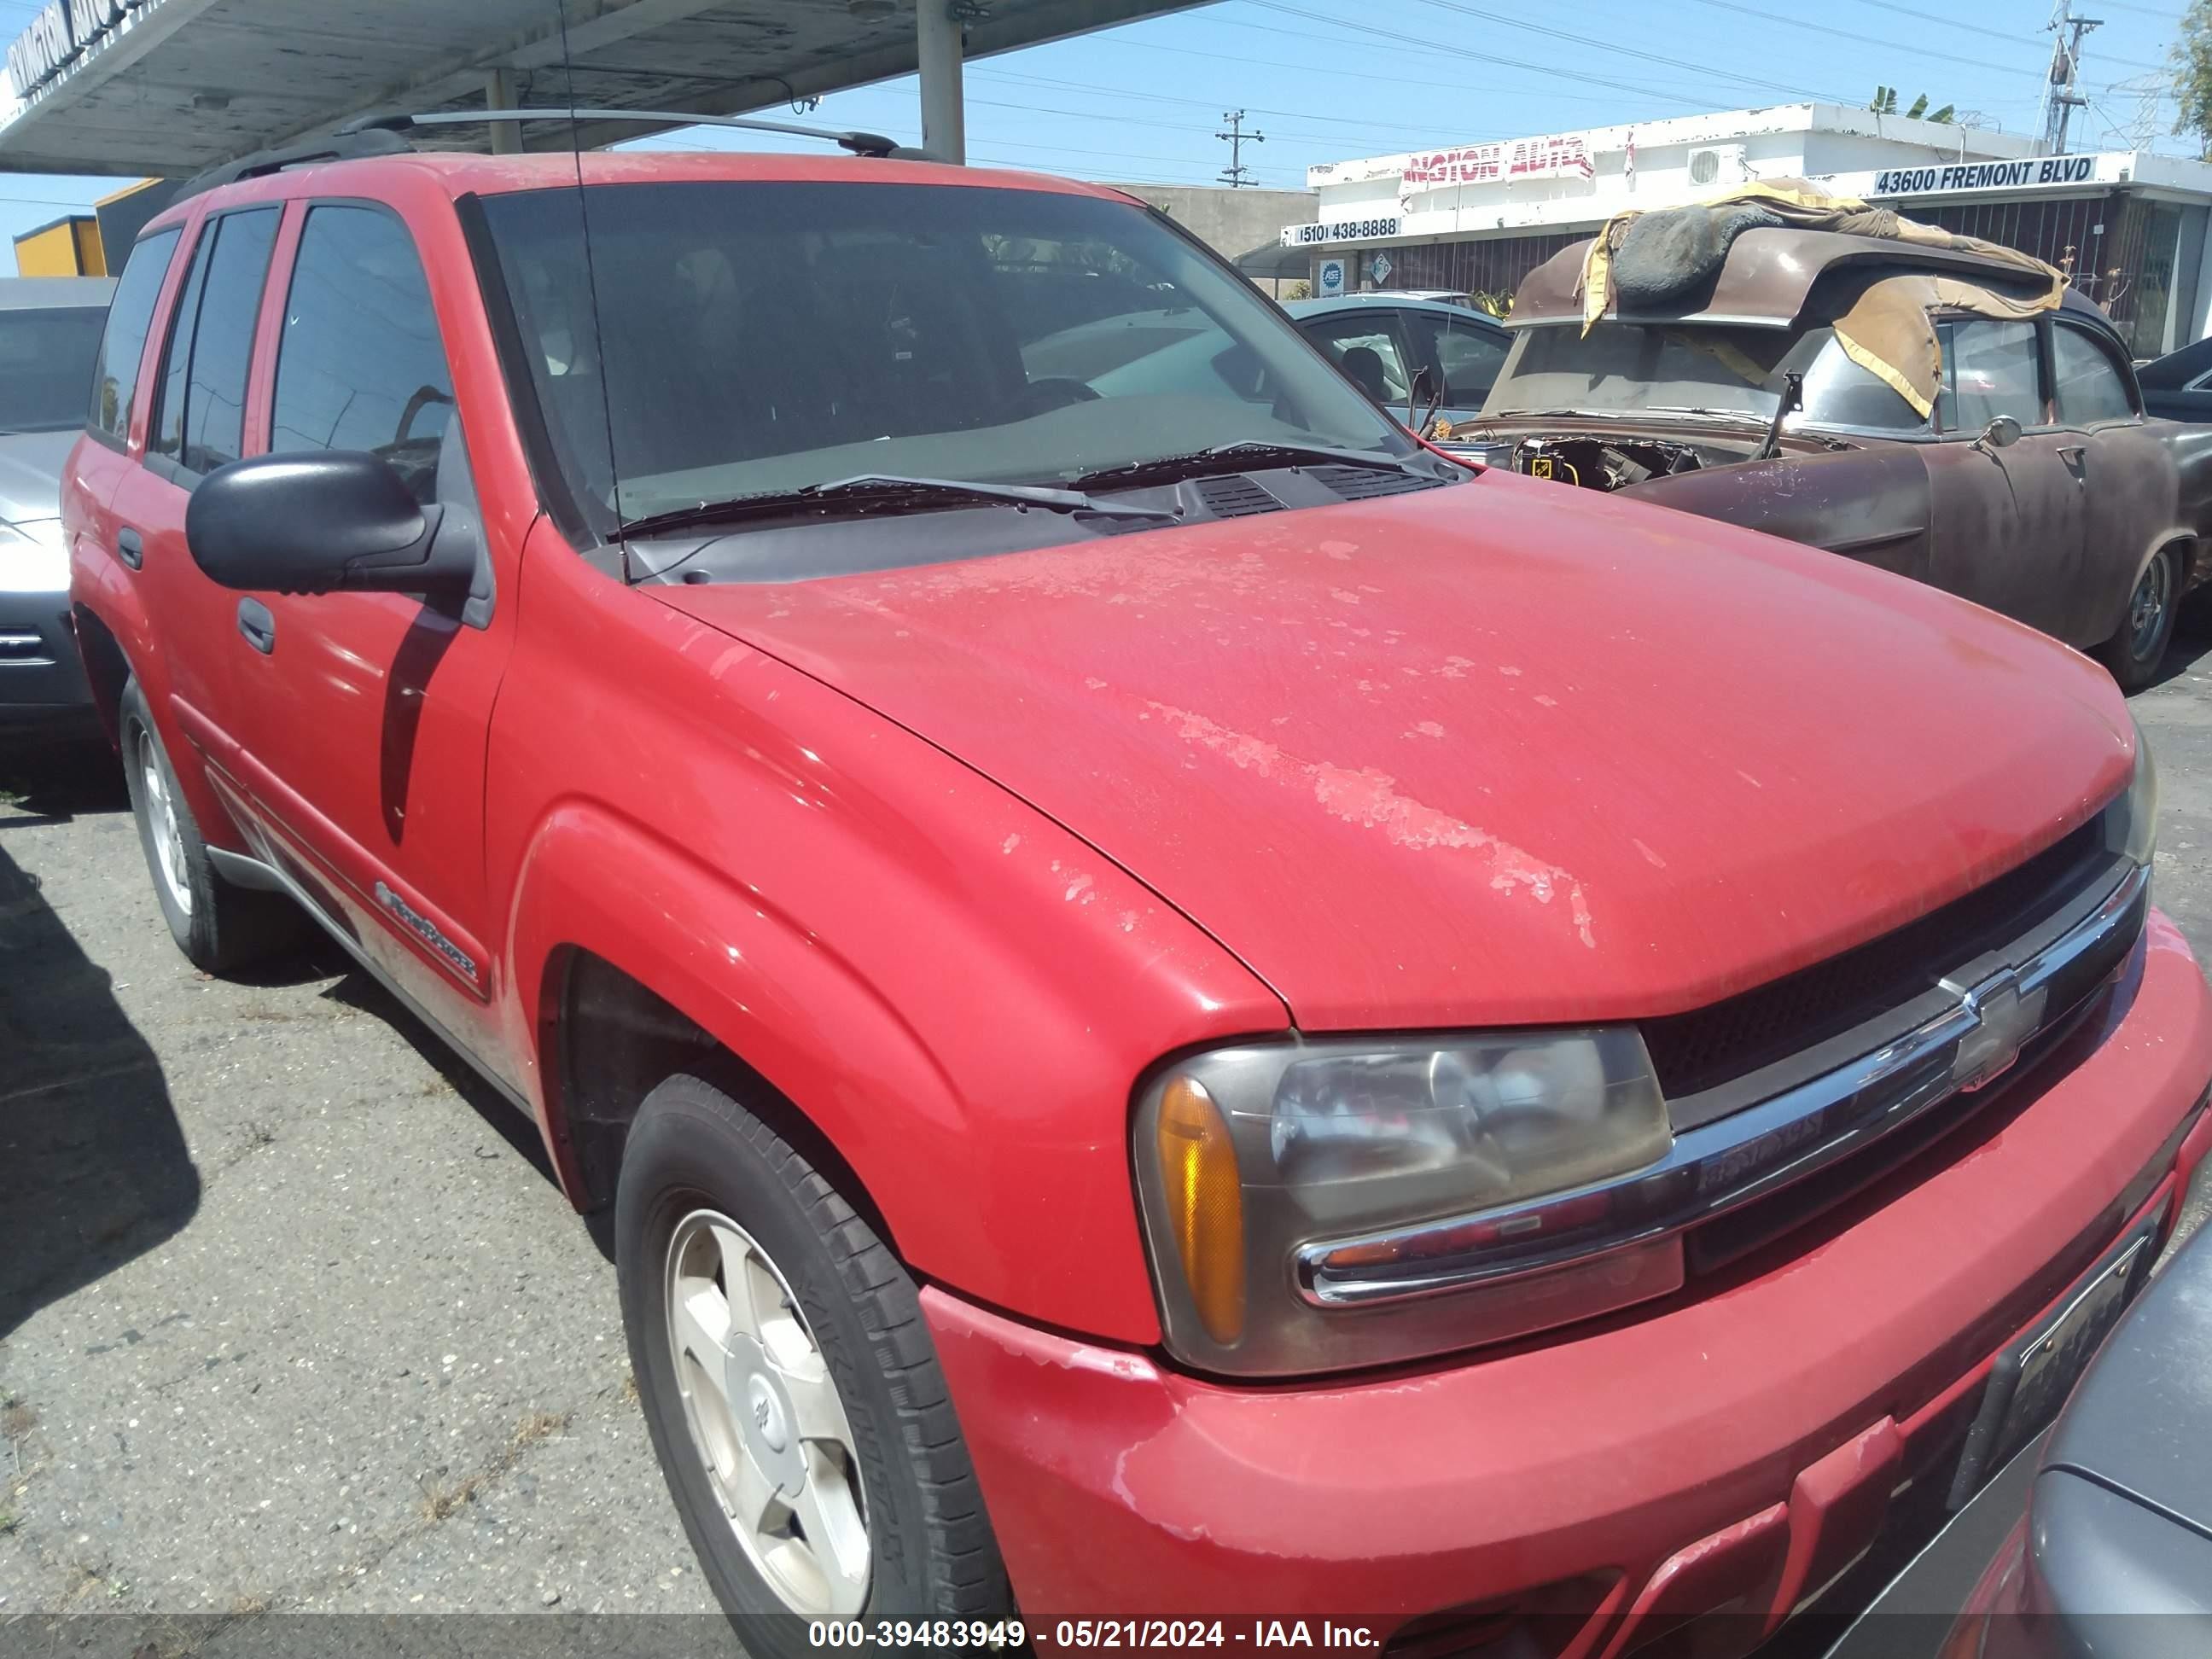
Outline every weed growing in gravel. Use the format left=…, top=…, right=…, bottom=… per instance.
left=418, top=1409, right=571, bottom=1522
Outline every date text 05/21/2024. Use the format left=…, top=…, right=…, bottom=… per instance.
left=806, top=1620, right=1384, bottom=1650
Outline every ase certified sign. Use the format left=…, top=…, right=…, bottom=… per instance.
left=1317, top=259, right=1347, bottom=296
left=1282, top=215, right=1402, bottom=247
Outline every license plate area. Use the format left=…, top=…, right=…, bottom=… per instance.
left=1945, top=1206, right=2163, bottom=1509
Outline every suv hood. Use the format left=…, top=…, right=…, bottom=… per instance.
left=655, top=473, right=2131, bottom=1030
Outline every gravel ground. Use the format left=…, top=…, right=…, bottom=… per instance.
left=3, top=614, right=2210, bottom=1643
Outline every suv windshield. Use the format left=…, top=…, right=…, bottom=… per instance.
left=0, top=306, right=108, bottom=434
left=479, top=180, right=1416, bottom=534
left=1482, top=319, right=1924, bottom=434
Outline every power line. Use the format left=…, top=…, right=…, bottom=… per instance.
left=1216, top=108, right=1266, bottom=186
left=1841, top=0, right=2166, bottom=73
left=1403, top=0, right=1855, bottom=102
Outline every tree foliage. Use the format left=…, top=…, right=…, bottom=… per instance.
left=2174, top=0, right=2212, bottom=159
left=1871, top=86, right=1956, bottom=123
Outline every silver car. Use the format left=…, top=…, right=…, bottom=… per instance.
left=0, top=275, right=114, bottom=735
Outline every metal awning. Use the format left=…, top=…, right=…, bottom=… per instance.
left=0, top=0, right=1202, bottom=177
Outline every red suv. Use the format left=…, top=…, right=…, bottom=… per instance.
left=65, top=136, right=2212, bottom=1653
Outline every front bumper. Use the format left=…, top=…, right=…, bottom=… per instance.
left=924, top=911, right=2212, bottom=1643
left=0, top=585, right=92, bottom=724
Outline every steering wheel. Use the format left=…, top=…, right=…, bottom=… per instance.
left=1007, top=377, right=1102, bottom=419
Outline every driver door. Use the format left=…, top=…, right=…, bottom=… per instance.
left=1922, top=316, right=2084, bottom=638
left=221, top=201, right=520, bottom=1064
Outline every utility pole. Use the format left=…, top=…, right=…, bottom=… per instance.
left=2040, top=0, right=2102, bottom=154
left=1217, top=109, right=1265, bottom=187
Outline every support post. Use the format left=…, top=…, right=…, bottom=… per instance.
left=917, top=2, right=965, bottom=165
left=486, top=67, right=520, bottom=154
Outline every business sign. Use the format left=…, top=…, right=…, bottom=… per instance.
left=1401, top=133, right=1595, bottom=192
left=1871, top=154, right=2097, bottom=197
left=1282, top=214, right=1401, bottom=247
left=1317, top=258, right=1346, bottom=297
left=1369, top=252, right=1393, bottom=285
left=6, top=0, right=149, bottom=101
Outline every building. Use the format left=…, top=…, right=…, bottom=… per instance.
left=10, top=208, right=98, bottom=275
left=1111, top=183, right=1317, bottom=294
left=1284, top=102, right=2212, bottom=358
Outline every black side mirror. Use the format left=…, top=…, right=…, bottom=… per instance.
left=184, top=451, right=474, bottom=598
left=1408, top=364, right=1439, bottom=433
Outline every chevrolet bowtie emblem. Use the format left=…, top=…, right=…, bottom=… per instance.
left=1950, top=969, right=2049, bottom=1092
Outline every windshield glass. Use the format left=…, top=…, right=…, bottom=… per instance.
left=1481, top=319, right=1924, bottom=433
left=0, top=306, right=108, bottom=434
left=478, top=181, right=1413, bottom=531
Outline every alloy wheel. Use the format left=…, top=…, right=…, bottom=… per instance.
left=137, top=728, right=191, bottom=917
left=2128, top=553, right=2173, bottom=662
left=664, top=1207, right=870, bottom=1615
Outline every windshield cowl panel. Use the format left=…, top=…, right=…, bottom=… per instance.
left=477, top=179, right=1417, bottom=563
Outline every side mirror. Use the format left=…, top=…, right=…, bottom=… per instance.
left=1408, top=364, right=1440, bottom=433
left=184, top=451, right=474, bottom=598
left=1974, top=414, right=2023, bottom=453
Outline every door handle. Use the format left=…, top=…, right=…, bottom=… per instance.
left=236, top=597, right=276, bottom=654
left=116, top=527, right=143, bottom=569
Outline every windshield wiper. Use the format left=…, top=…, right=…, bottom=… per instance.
left=1069, top=440, right=1430, bottom=491
left=621, top=474, right=1180, bottom=538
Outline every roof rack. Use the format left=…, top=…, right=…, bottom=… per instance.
left=172, top=127, right=413, bottom=203
left=340, top=107, right=925, bottom=160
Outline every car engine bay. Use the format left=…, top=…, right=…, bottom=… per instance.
left=1481, top=434, right=1717, bottom=491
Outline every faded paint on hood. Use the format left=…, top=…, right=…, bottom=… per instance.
left=653, top=469, right=2133, bottom=1030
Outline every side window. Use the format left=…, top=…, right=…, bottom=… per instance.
left=1413, top=313, right=1509, bottom=406
left=1301, top=314, right=1410, bottom=405
left=2051, top=324, right=2137, bottom=425
left=149, top=208, right=279, bottom=474
left=1936, top=319, right=2044, bottom=434
left=271, top=206, right=454, bottom=504
left=87, top=226, right=182, bottom=443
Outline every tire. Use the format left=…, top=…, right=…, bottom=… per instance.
left=118, top=677, right=306, bottom=973
left=2097, top=544, right=2183, bottom=694
left=615, top=1072, right=1011, bottom=1651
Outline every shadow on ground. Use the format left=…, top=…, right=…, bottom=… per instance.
left=0, top=742, right=195, bottom=1339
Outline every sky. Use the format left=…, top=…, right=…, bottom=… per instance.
left=0, top=0, right=2198, bottom=271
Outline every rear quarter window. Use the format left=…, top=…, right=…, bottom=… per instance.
left=88, top=226, right=182, bottom=444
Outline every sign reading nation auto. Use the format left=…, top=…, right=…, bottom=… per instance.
left=6, top=0, right=150, bottom=101
left=1402, top=134, right=1595, bottom=190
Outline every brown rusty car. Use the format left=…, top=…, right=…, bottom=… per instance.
left=1455, top=226, right=2212, bottom=690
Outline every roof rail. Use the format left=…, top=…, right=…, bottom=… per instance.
left=172, top=128, right=414, bottom=203
left=339, top=107, right=927, bottom=160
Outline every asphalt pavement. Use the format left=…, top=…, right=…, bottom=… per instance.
left=3, top=614, right=2210, bottom=1640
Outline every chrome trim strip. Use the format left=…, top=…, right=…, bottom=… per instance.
left=1295, top=861, right=2150, bottom=1309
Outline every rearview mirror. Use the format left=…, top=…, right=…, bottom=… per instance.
left=185, top=451, right=474, bottom=598
left=1974, top=414, right=2023, bottom=453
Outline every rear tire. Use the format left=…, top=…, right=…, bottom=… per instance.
left=615, top=1072, right=1010, bottom=1653
left=2097, top=545, right=2183, bottom=693
left=119, top=677, right=306, bottom=973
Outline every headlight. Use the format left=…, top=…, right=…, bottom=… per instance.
left=1134, top=1029, right=1674, bottom=1376
left=2104, top=716, right=2157, bottom=868
left=0, top=519, right=68, bottom=595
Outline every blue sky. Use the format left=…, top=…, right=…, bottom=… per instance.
left=0, top=0, right=2197, bottom=271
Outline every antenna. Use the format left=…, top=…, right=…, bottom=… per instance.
left=553, top=0, right=632, bottom=581
left=2039, top=0, right=2103, bottom=156
left=1216, top=109, right=1265, bottom=188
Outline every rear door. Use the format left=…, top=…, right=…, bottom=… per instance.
left=218, top=200, right=519, bottom=1065
left=1922, top=316, right=2082, bottom=638
left=110, top=207, right=283, bottom=767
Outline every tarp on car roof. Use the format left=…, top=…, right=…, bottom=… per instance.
left=1573, top=180, right=2069, bottom=420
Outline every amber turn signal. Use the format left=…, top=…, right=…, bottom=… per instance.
left=1155, top=1074, right=1246, bottom=1344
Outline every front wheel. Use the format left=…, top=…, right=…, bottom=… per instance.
left=2097, top=545, right=2182, bottom=693
left=615, top=1073, right=1010, bottom=1650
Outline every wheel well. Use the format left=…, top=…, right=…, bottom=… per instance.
left=71, top=603, right=129, bottom=743
left=544, top=946, right=899, bottom=1253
